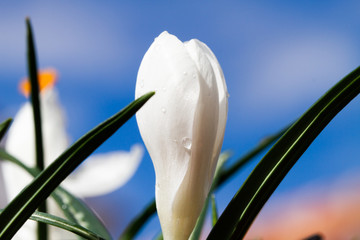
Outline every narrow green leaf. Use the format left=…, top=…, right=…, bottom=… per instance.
left=153, top=232, right=163, bottom=240
left=207, top=66, right=360, bottom=240
left=52, top=188, right=111, bottom=240
left=216, top=126, right=288, bottom=188
left=119, top=201, right=156, bottom=240
left=0, top=149, right=112, bottom=240
left=210, top=194, right=218, bottom=227
left=26, top=17, right=47, bottom=240
left=0, top=209, right=104, bottom=240
left=0, top=91, right=154, bottom=240
left=26, top=18, right=44, bottom=171
left=119, top=127, right=284, bottom=240
left=0, top=118, right=12, bottom=141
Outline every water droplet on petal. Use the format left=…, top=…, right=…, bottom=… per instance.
left=183, top=71, right=188, bottom=76
left=226, top=92, right=230, bottom=98
left=62, top=204, right=67, bottom=210
left=192, top=73, right=197, bottom=79
left=182, top=137, right=192, bottom=151
left=161, top=107, right=166, bottom=113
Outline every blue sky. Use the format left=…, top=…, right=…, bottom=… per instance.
left=1, top=1, right=360, bottom=238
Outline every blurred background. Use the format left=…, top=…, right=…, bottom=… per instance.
left=1, top=1, right=360, bottom=239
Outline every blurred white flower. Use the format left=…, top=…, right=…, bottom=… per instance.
left=135, top=31, right=228, bottom=240
left=1, top=69, right=143, bottom=239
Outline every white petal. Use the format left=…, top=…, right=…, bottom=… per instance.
left=0, top=164, right=7, bottom=207
left=2, top=88, right=69, bottom=202
left=40, top=88, right=69, bottom=167
left=10, top=220, right=37, bottom=240
left=171, top=38, right=220, bottom=239
left=62, top=144, right=143, bottom=197
left=189, top=39, right=229, bottom=185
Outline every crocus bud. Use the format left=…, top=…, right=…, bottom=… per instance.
left=135, top=31, right=228, bottom=240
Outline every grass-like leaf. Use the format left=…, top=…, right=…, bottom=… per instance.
left=0, top=91, right=154, bottom=240
left=26, top=17, right=47, bottom=240
left=207, top=66, right=360, bottom=240
left=216, top=126, right=288, bottom=188
left=0, top=209, right=104, bottom=240
left=26, top=18, right=44, bottom=171
left=211, top=194, right=218, bottom=227
left=0, top=118, right=12, bottom=141
left=153, top=232, right=163, bottom=240
left=0, top=149, right=112, bottom=239
left=119, top=127, right=284, bottom=240
left=119, top=201, right=156, bottom=240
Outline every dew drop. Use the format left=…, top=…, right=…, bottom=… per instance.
left=183, top=71, right=188, bottom=76
left=192, top=73, right=197, bottom=79
left=62, top=204, right=67, bottom=210
left=162, top=87, right=166, bottom=92
left=181, top=137, right=192, bottom=151
left=161, top=107, right=166, bottom=113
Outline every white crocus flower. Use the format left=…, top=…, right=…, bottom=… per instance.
left=135, top=31, right=228, bottom=240
left=1, top=69, right=143, bottom=239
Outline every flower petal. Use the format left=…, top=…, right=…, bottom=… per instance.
left=189, top=40, right=229, bottom=185
left=62, top=144, right=143, bottom=197
left=2, top=88, right=69, bottom=202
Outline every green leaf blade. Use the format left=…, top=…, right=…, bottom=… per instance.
left=119, top=201, right=156, bottom=240
left=26, top=17, right=47, bottom=240
left=0, top=92, right=154, bottom=240
left=210, top=194, right=218, bottom=227
left=0, top=119, right=12, bottom=141
left=207, top=66, right=360, bottom=240
left=0, top=209, right=105, bottom=240
left=0, top=149, right=111, bottom=240
left=26, top=18, right=44, bottom=171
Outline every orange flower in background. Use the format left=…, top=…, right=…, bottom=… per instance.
left=19, top=68, right=58, bottom=98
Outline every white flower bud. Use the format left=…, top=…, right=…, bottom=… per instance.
left=136, top=31, right=228, bottom=240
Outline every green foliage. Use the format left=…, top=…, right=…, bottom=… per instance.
left=0, top=149, right=112, bottom=240
left=0, top=119, right=12, bottom=141
left=0, top=91, right=154, bottom=240
left=0, top=209, right=105, bottom=240
left=26, top=17, right=47, bottom=240
left=211, top=194, right=218, bottom=227
left=207, top=66, right=360, bottom=240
